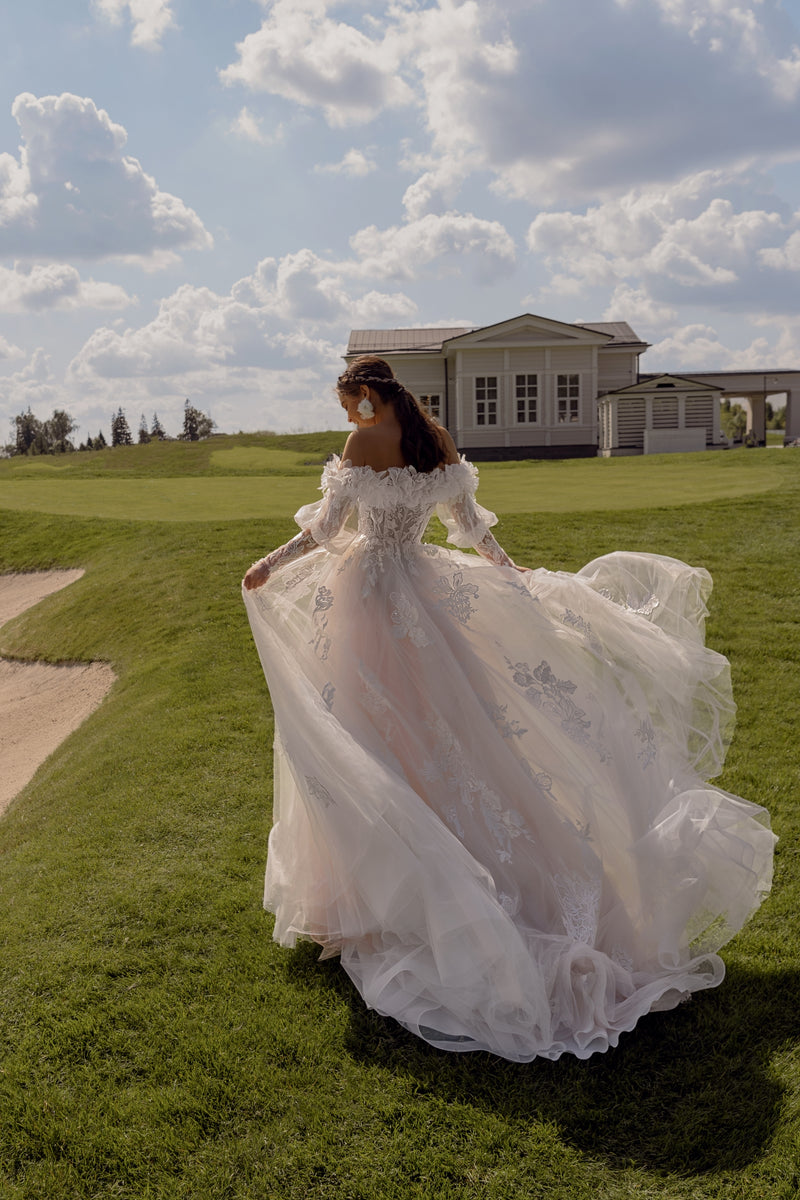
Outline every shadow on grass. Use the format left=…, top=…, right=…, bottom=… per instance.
left=284, top=943, right=796, bottom=1177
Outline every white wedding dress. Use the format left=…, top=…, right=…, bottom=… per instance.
left=243, top=457, right=775, bottom=1062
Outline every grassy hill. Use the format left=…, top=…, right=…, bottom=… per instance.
left=0, top=441, right=798, bottom=1199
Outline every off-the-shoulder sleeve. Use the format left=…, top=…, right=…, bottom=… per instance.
left=294, top=456, right=358, bottom=552
left=435, top=459, right=499, bottom=549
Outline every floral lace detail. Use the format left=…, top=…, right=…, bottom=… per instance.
left=305, top=775, right=335, bottom=808
left=434, top=571, right=480, bottom=626
left=483, top=699, right=528, bottom=740
left=390, top=592, right=431, bottom=647
left=635, top=719, right=657, bottom=767
left=505, top=658, right=611, bottom=762
left=553, top=871, right=601, bottom=945
left=321, top=682, right=335, bottom=711
left=598, top=587, right=660, bottom=619
left=561, top=609, right=603, bottom=654
left=310, top=585, right=333, bottom=660
left=422, top=716, right=533, bottom=863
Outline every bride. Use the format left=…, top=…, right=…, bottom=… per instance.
left=242, top=355, right=775, bottom=1062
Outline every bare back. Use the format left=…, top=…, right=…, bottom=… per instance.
left=343, top=421, right=459, bottom=473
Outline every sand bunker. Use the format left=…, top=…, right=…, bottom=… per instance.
left=0, top=571, right=115, bottom=815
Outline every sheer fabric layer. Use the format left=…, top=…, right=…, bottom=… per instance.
left=243, top=459, right=775, bottom=1062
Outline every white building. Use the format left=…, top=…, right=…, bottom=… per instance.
left=347, top=313, right=799, bottom=456
left=598, top=373, right=724, bottom=456
left=346, top=313, right=648, bottom=459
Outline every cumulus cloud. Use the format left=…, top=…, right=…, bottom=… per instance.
left=0, top=262, right=133, bottom=312
left=525, top=172, right=800, bottom=319
left=222, top=2, right=800, bottom=205
left=0, top=93, right=211, bottom=264
left=230, top=106, right=283, bottom=146
left=0, top=348, right=58, bottom=413
left=220, top=0, right=412, bottom=127
left=93, top=1, right=177, bottom=50
left=349, top=211, right=516, bottom=284
left=315, top=148, right=377, bottom=177
left=0, top=335, right=24, bottom=361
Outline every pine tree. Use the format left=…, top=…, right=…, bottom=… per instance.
left=138, top=413, right=151, bottom=444
left=96, top=430, right=107, bottom=449
left=111, top=407, right=133, bottom=447
left=150, top=413, right=166, bottom=441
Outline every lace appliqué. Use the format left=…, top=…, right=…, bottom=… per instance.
left=310, top=585, right=334, bottom=660
left=254, top=529, right=318, bottom=579
left=305, top=775, right=335, bottom=808
left=321, top=682, right=335, bottom=711
left=598, top=587, right=660, bottom=619
left=554, top=871, right=601, bottom=946
left=434, top=571, right=479, bottom=626
left=561, top=609, right=603, bottom=654
left=483, top=699, right=527, bottom=740
left=390, top=592, right=431, bottom=647
left=635, top=719, right=657, bottom=767
left=506, top=658, right=610, bottom=762
left=422, top=716, right=533, bottom=863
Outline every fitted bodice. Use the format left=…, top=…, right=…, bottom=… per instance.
left=356, top=496, right=435, bottom=548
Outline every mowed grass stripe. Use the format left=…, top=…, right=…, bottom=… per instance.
left=0, top=452, right=785, bottom=521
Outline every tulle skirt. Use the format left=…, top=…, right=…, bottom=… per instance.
left=243, top=542, right=775, bottom=1061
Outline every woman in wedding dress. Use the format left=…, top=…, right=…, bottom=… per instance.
left=242, top=355, right=775, bottom=1063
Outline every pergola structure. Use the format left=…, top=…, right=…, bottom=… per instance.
left=665, top=370, right=800, bottom=444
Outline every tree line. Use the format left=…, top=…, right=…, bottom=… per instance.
left=720, top=399, right=786, bottom=443
left=4, top=401, right=216, bottom=456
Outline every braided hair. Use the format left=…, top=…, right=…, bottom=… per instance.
left=337, top=355, right=448, bottom=473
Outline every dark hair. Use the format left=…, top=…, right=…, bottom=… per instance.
left=337, top=355, right=448, bottom=473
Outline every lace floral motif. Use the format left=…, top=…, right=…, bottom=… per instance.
left=505, top=658, right=611, bottom=762
left=321, top=682, right=335, bottom=711
left=305, top=775, right=335, bottom=808
left=434, top=571, right=480, bottom=626
left=483, top=699, right=528, bottom=740
left=554, top=871, right=601, bottom=946
left=310, top=585, right=334, bottom=660
left=562, top=609, right=603, bottom=654
left=422, top=716, right=534, bottom=863
left=598, top=587, right=660, bottom=619
left=390, top=592, right=431, bottom=647
left=635, top=719, right=657, bottom=767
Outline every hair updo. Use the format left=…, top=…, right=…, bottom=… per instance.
left=337, top=355, right=448, bottom=473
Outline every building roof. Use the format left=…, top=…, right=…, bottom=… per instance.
left=348, top=318, right=647, bottom=356
left=575, top=322, right=649, bottom=348
left=347, top=328, right=473, bottom=355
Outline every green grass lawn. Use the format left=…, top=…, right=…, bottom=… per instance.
left=0, top=436, right=798, bottom=1199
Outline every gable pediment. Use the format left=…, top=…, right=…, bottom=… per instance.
left=444, top=313, right=613, bottom=350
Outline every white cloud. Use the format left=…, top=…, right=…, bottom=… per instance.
left=230, top=106, right=282, bottom=146
left=0, top=262, right=133, bottom=312
left=760, top=227, right=800, bottom=270
left=526, top=173, right=797, bottom=312
left=220, top=0, right=412, bottom=127
left=0, top=335, right=24, bottom=361
left=0, top=93, right=211, bottom=264
left=0, top=349, right=58, bottom=414
left=315, top=148, right=376, bottom=177
left=93, top=1, right=177, bottom=50
left=349, top=211, right=516, bottom=284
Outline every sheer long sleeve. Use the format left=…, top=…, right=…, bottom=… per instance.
left=436, top=462, right=517, bottom=568
left=294, top=456, right=357, bottom=553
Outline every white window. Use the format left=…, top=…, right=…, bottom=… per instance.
left=419, top=394, right=441, bottom=421
left=515, top=374, right=538, bottom=423
left=557, top=374, right=580, bottom=423
left=475, top=376, right=498, bottom=426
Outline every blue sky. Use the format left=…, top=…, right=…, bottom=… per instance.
left=2, top=0, right=800, bottom=440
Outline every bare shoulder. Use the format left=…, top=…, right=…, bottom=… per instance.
left=342, top=430, right=368, bottom=466
left=438, top=427, right=460, bottom=465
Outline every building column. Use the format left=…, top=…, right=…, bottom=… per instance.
left=785, top=389, right=799, bottom=442
left=746, top=394, right=767, bottom=444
